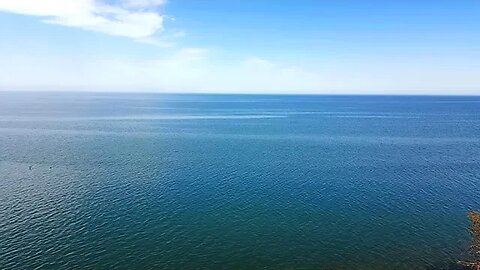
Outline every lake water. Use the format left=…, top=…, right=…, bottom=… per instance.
left=1, top=92, right=479, bottom=269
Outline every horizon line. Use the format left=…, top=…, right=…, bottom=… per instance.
left=0, top=89, right=479, bottom=97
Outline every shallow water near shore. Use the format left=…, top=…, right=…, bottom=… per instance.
left=1, top=92, right=480, bottom=269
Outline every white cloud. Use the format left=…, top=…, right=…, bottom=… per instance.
left=137, top=30, right=186, bottom=48
left=1, top=50, right=479, bottom=94
left=0, top=48, right=211, bottom=91
left=243, top=57, right=277, bottom=70
left=0, top=0, right=165, bottom=39
left=120, top=0, right=166, bottom=8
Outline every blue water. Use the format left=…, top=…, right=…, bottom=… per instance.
left=1, top=92, right=479, bottom=269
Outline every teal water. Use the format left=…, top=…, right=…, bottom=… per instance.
left=1, top=92, right=479, bottom=269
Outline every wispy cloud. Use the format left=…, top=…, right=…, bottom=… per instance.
left=0, top=0, right=166, bottom=40
left=2, top=50, right=480, bottom=94
left=120, top=0, right=166, bottom=8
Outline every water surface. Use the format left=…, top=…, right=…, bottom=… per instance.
left=1, top=93, right=479, bottom=269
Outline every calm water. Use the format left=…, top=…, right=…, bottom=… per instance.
left=1, top=92, right=480, bottom=269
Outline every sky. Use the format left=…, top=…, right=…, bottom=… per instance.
left=0, top=0, right=479, bottom=94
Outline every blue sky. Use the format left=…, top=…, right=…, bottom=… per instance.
left=0, top=0, right=479, bottom=94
